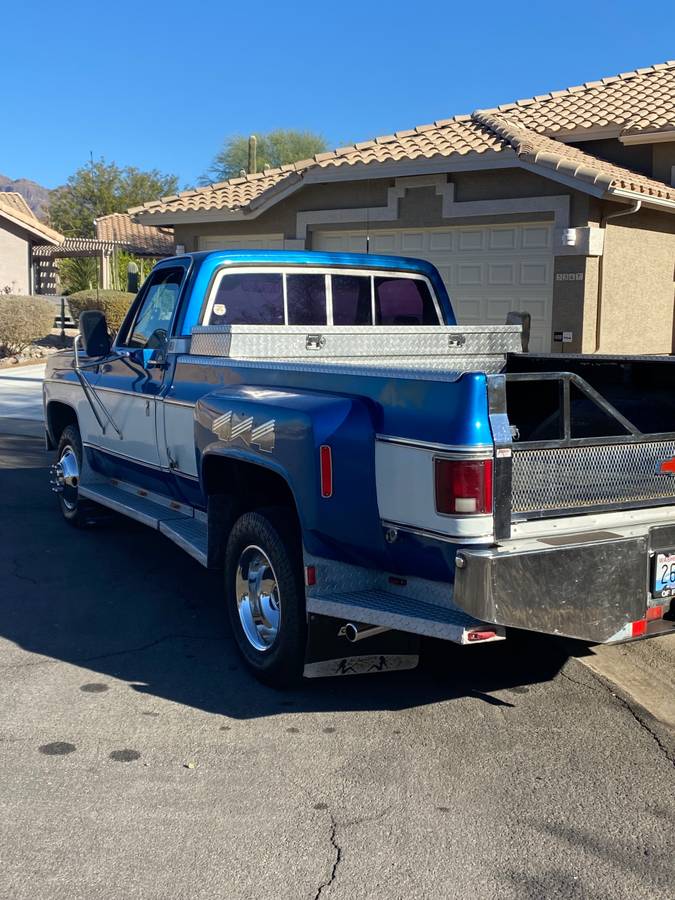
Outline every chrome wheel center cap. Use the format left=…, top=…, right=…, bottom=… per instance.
left=51, top=446, right=79, bottom=509
left=235, top=545, right=281, bottom=652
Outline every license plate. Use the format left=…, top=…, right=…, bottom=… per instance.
left=652, top=552, right=675, bottom=598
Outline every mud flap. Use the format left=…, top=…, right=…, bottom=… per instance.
left=303, top=612, right=420, bottom=678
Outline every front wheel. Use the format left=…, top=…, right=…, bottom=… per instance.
left=224, top=508, right=306, bottom=686
left=51, top=424, right=99, bottom=527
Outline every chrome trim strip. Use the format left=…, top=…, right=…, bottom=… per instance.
left=83, top=442, right=201, bottom=483
left=83, top=442, right=162, bottom=470
left=160, top=398, right=196, bottom=408
left=381, top=520, right=494, bottom=545
left=376, top=434, right=492, bottom=455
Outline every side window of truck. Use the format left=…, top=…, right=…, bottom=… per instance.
left=209, top=273, right=284, bottom=325
left=374, top=277, right=439, bottom=325
left=119, top=265, right=186, bottom=349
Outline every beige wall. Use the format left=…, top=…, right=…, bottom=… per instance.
left=0, top=219, right=30, bottom=294
left=592, top=207, right=675, bottom=354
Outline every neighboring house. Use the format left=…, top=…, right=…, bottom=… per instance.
left=0, top=192, right=62, bottom=294
left=131, top=60, right=675, bottom=354
left=31, top=214, right=175, bottom=293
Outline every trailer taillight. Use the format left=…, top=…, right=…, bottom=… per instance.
left=434, top=458, right=493, bottom=515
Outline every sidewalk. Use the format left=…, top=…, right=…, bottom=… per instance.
left=0, top=363, right=46, bottom=436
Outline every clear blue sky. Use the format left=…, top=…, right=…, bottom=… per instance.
left=3, top=0, right=675, bottom=190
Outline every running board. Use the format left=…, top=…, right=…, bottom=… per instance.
left=79, top=480, right=208, bottom=566
left=307, top=589, right=505, bottom=644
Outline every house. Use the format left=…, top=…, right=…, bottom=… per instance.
left=130, top=61, right=675, bottom=354
left=31, top=213, right=175, bottom=293
left=0, top=192, right=62, bottom=294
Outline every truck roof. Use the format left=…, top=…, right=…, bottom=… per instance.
left=169, top=248, right=443, bottom=280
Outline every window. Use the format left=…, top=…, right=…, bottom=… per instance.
left=286, top=274, right=327, bottom=326
left=123, top=266, right=185, bottom=349
left=209, top=273, right=284, bottom=325
left=374, top=277, right=439, bottom=325
left=331, top=275, right=372, bottom=325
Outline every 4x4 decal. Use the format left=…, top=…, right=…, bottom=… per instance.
left=211, top=411, right=275, bottom=453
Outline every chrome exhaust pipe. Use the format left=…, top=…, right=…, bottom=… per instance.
left=339, top=623, right=390, bottom=643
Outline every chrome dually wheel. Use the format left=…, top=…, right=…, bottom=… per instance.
left=225, top=508, right=306, bottom=686
left=235, top=545, right=281, bottom=651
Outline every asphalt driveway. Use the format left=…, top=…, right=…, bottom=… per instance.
left=0, top=427, right=673, bottom=900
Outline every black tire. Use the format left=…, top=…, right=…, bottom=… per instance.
left=224, top=507, right=306, bottom=686
left=54, top=425, right=99, bottom=527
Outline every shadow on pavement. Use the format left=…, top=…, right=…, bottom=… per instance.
left=0, top=433, right=579, bottom=719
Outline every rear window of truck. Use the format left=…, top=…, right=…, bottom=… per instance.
left=203, top=269, right=440, bottom=326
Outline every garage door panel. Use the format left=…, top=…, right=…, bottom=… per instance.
left=456, top=264, right=482, bottom=286
left=488, top=228, right=517, bottom=251
left=401, top=232, right=424, bottom=252
left=520, top=262, right=550, bottom=285
left=488, top=263, right=516, bottom=285
left=313, top=224, right=553, bottom=350
left=457, top=230, right=483, bottom=251
left=522, top=226, right=551, bottom=249
left=429, top=231, right=454, bottom=251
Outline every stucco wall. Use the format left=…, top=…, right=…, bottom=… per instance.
left=0, top=219, right=30, bottom=294
left=594, top=207, right=675, bottom=354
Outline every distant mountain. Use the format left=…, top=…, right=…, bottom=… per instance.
left=0, top=175, right=52, bottom=221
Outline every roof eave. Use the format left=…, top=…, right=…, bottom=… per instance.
left=620, top=129, right=675, bottom=145
left=0, top=208, right=63, bottom=244
left=608, top=187, right=675, bottom=211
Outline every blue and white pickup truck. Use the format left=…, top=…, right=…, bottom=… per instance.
left=43, top=250, right=675, bottom=682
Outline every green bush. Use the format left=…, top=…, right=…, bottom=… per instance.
left=67, top=289, right=135, bottom=333
left=0, top=295, right=55, bottom=357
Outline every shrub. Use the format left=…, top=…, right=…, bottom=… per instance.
left=67, top=289, right=135, bottom=333
left=0, top=295, right=55, bottom=357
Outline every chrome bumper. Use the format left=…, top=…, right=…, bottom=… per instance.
left=454, top=524, right=675, bottom=643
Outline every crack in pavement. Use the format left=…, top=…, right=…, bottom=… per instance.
left=581, top=665, right=674, bottom=767
left=315, top=815, right=342, bottom=900
left=9, top=556, right=39, bottom=586
left=312, top=805, right=390, bottom=898
left=0, top=633, right=229, bottom=671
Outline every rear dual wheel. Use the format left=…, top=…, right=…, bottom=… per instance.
left=224, top=508, right=307, bottom=686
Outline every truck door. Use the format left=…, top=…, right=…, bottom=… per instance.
left=87, top=261, right=189, bottom=478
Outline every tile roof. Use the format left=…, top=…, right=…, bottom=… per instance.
left=0, top=190, right=35, bottom=218
left=474, top=112, right=675, bottom=202
left=482, top=60, right=675, bottom=137
left=131, top=60, right=675, bottom=221
left=0, top=192, right=63, bottom=243
left=95, top=212, right=175, bottom=256
left=130, top=118, right=510, bottom=217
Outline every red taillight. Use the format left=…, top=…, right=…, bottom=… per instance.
left=320, top=445, right=333, bottom=498
left=646, top=605, right=664, bottom=621
left=631, top=619, right=647, bottom=638
left=434, top=458, right=493, bottom=515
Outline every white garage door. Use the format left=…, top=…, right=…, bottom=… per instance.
left=198, top=233, right=285, bottom=251
left=313, top=224, right=553, bottom=351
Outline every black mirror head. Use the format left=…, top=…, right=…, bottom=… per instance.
left=79, top=309, right=111, bottom=357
